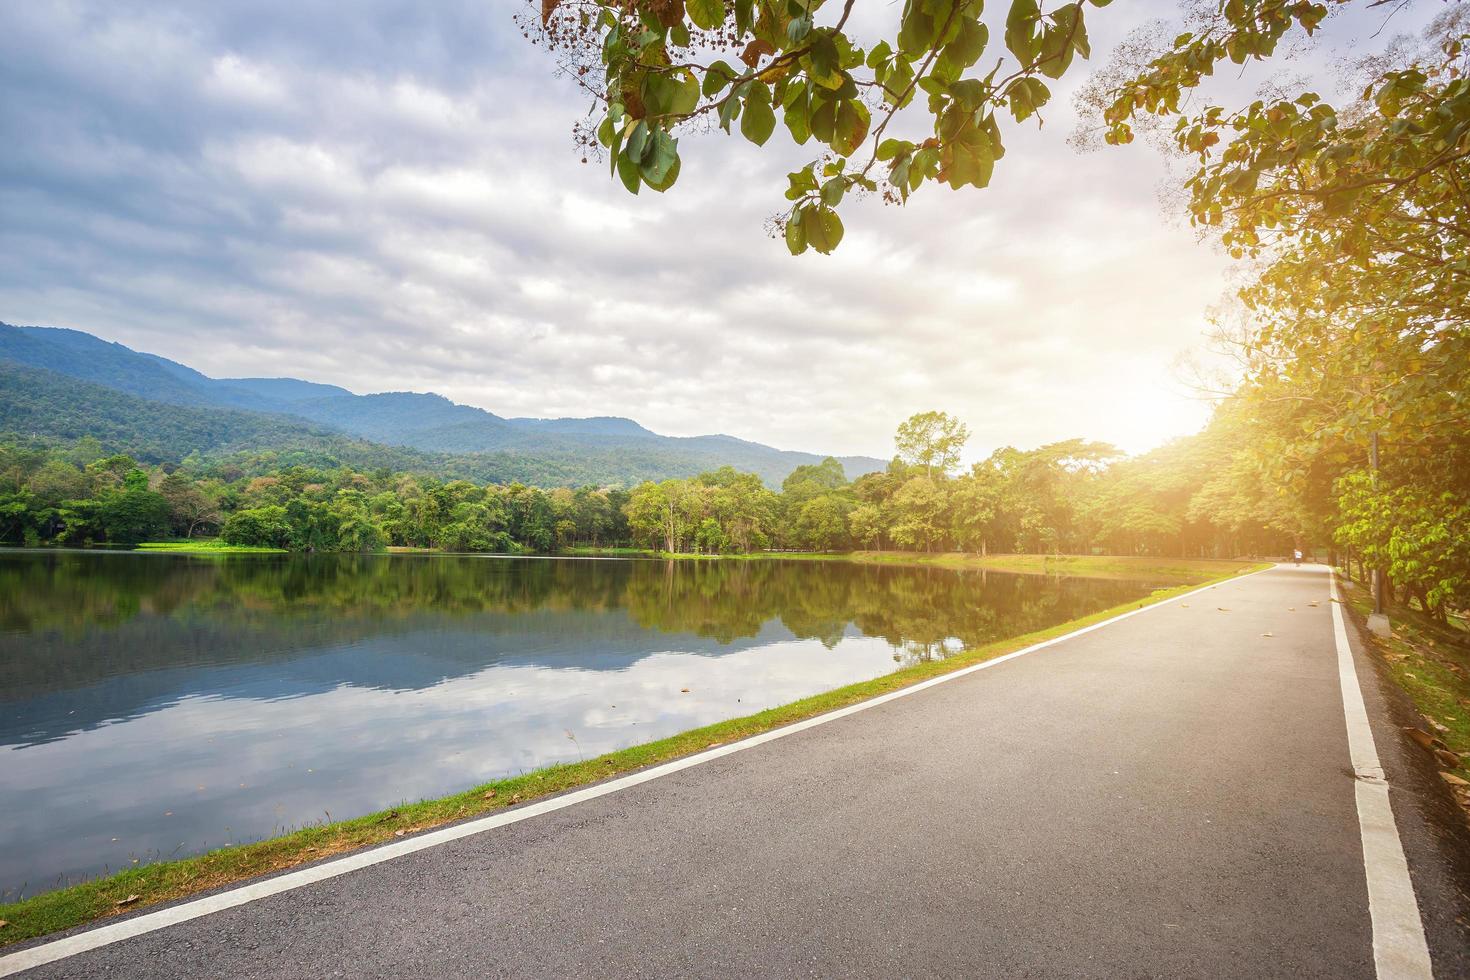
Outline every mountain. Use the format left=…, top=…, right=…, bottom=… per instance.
left=0, top=322, right=887, bottom=487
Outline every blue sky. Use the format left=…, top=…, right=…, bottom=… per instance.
left=0, top=1, right=1434, bottom=459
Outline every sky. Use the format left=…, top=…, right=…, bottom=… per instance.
left=0, top=0, right=1432, bottom=462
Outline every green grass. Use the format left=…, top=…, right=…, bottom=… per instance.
left=1339, top=577, right=1470, bottom=795
left=586, top=549, right=1261, bottom=582
left=134, top=540, right=287, bottom=554
left=0, top=559, right=1268, bottom=948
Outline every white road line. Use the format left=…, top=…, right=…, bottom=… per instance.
left=0, top=565, right=1273, bottom=977
left=1331, top=573, right=1433, bottom=979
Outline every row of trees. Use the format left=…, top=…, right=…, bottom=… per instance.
left=0, top=438, right=635, bottom=553
left=621, top=410, right=1299, bottom=558
left=0, top=413, right=1296, bottom=559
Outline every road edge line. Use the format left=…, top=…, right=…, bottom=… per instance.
left=0, top=564, right=1274, bottom=977
left=1331, top=572, right=1433, bottom=979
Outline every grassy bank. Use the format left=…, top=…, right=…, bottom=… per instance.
left=570, top=548, right=1261, bottom=582
left=1339, top=578, right=1470, bottom=812
left=0, top=560, right=1268, bottom=948
left=134, top=540, right=287, bottom=554
left=840, top=552, right=1260, bottom=581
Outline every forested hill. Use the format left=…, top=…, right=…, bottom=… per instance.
left=0, top=323, right=884, bottom=487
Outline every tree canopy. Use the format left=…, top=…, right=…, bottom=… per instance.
left=523, top=0, right=1445, bottom=253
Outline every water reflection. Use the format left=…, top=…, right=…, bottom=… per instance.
left=0, top=551, right=1158, bottom=895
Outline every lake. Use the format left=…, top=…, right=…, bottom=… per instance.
left=0, top=550, right=1163, bottom=896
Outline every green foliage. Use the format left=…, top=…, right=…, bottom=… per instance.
left=0, top=439, right=635, bottom=555
left=894, top=410, right=970, bottom=478
left=1336, top=472, right=1470, bottom=619
left=534, top=0, right=1443, bottom=252
left=535, top=0, right=1120, bottom=248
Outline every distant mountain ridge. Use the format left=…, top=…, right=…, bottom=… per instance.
left=0, top=322, right=886, bottom=487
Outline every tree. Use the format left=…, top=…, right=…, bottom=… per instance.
left=528, top=0, right=1429, bottom=252
left=948, top=470, right=1001, bottom=554
left=889, top=476, right=950, bottom=552
left=795, top=494, right=850, bottom=550
left=847, top=502, right=886, bottom=549
left=894, top=411, right=969, bottom=478
left=159, top=472, right=222, bottom=538
left=528, top=0, right=1112, bottom=252
left=221, top=506, right=292, bottom=548
left=99, top=487, right=170, bottom=544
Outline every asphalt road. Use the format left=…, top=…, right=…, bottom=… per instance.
left=8, top=565, right=1470, bottom=978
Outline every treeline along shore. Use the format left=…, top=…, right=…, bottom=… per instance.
left=4, top=414, right=1292, bottom=561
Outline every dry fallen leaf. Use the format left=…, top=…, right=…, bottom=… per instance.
left=1430, top=720, right=1450, bottom=733
left=1287, top=607, right=1295, bottom=612
left=510, top=793, right=522, bottom=803
left=680, top=688, right=691, bottom=693
left=1441, top=772, right=1470, bottom=787
left=483, top=789, right=497, bottom=800
left=1262, top=633, right=1274, bottom=638
left=0, top=920, right=9, bottom=928
left=1217, top=607, right=1230, bottom=612
left=1434, top=749, right=1461, bottom=768
left=116, top=894, right=140, bottom=907
left=1404, top=728, right=1439, bottom=751
left=394, top=829, right=406, bottom=837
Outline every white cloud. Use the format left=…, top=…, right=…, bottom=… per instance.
left=0, top=0, right=1435, bottom=460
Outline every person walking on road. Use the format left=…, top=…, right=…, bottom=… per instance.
left=1293, top=548, right=1303, bottom=566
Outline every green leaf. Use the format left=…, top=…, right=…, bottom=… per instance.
left=942, top=16, right=989, bottom=71
left=639, top=128, right=679, bottom=186
left=608, top=120, right=625, bottom=176
left=785, top=165, right=819, bottom=200
left=1005, top=0, right=1040, bottom=64
left=811, top=96, right=837, bottom=143
left=865, top=40, right=893, bottom=69
left=890, top=157, right=912, bottom=198
left=1005, top=76, right=1050, bottom=122
left=645, top=153, right=681, bottom=192
left=703, top=60, right=738, bottom=97
left=718, top=87, right=743, bottom=132
left=831, top=100, right=870, bottom=156
left=616, top=151, right=642, bottom=194
left=802, top=206, right=844, bottom=253
left=1058, top=3, right=1090, bottom=57
left=898, top=0, right=936, bottom=58
left=626, top=120, right=650, bottom=162
left=1037, top=4, right=1086, bottom=79
left=669, top=71, right=701, bottom=116
left=784, top=86, right=812, bottom=143
left=741, top=82, right=777, bottom=145
left=785, top=213, right=808, bottom=254
left=734, top=0, right=753, bottom=34
left=876, top=138, right=912, bottom=161
left=687, top=0, right=726, bottom=31
left=809, top=32, right=840, bottom=82
left=820, top=176, right=845, bottom=206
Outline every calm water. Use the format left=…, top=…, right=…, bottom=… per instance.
left=0, top=551, right=1161, bottom=896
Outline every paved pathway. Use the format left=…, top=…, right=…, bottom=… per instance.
left=5, top=565, right=1468, bottom=978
